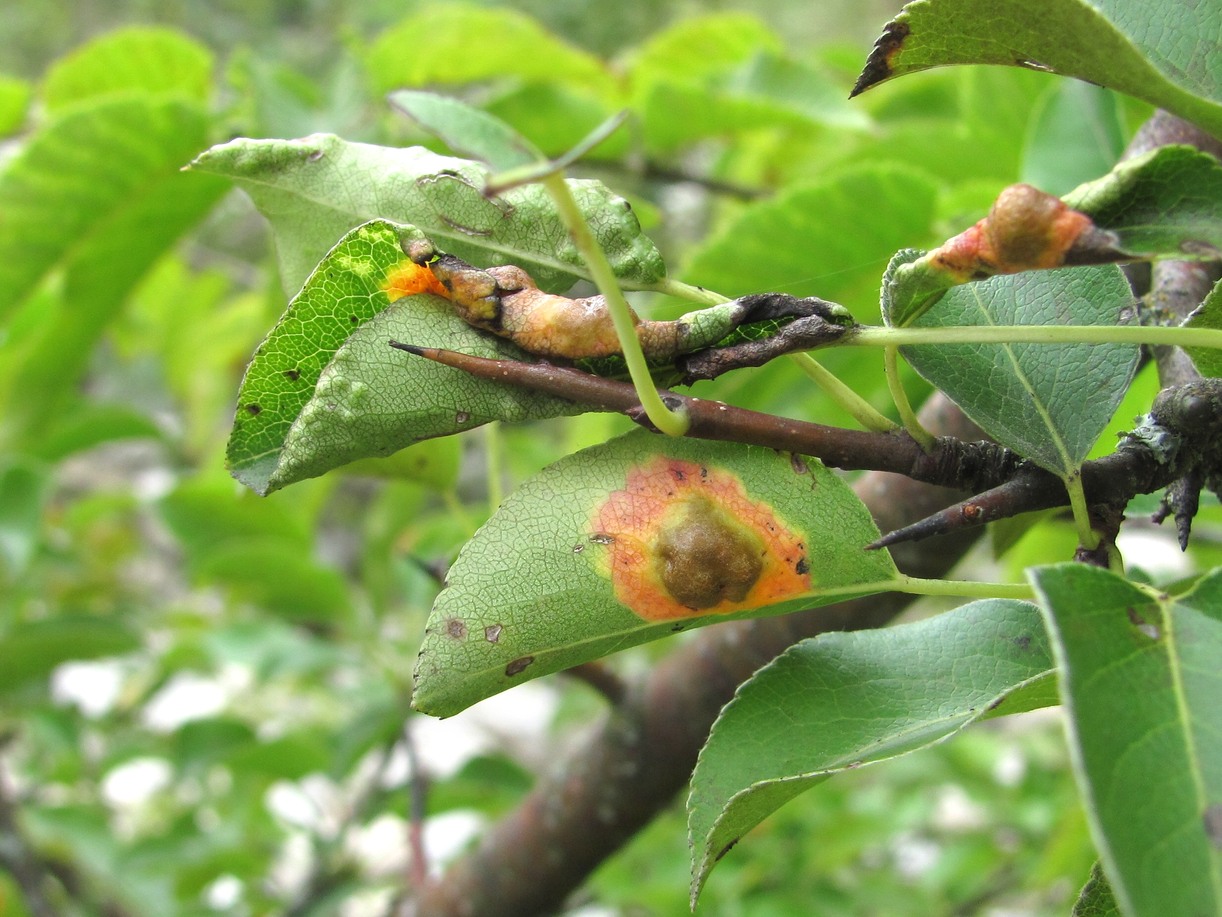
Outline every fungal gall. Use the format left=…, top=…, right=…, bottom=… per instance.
left=654, top=495, right=763, bottom=609
left=591, top=458, right=810, bottom=621
left=928, top=183, right=1093, bottom=280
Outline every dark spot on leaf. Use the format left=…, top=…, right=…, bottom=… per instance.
left=455, top=411, right=471, bottom=425
left=985, top=696, right=1006, bottom=712
left=505, top=655, right=534, bottom=677
left=1203, top=804, right=1222, bottom=849
left=795, top=556, right=810, bottom=576
left=699, top=465, right=708, bottom=478
left=715, top=839, right=739, bottom=863
left=1126, top=606, right=1161, bottom=640
left=484, top=624, right=503, bottom=643
left=284, top=369, right=301, bottom=381
left=245, top=403, right=262, bottom=415
left=445, top=618, right=467, bottom=639
left=851, top=19, right=909, bottom=97
left=589, top=533, right=615, bottom=546
left=790, top=453, right=808, bottom=474
left=349, top=315, right=359, bottom=324
left=306, top=149, right=325, bottom=162
left=671, top=622, right=686, bottom=632
left=672, top=468, right=686, bottom=481
left=572, top=543, right=585, bottom=554
left=1012, top=634, right=1032, bottom=651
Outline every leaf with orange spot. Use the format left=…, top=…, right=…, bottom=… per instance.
left=413, top=432, right=899, bottom=717
left=592, top=458, right=810, bottom=622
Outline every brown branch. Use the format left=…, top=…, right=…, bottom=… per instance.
left=389, top=342, right=1021, bottom=488
left=407, top=396, right=989, bottom=916
left=388, top=345, right=1222, bottom=546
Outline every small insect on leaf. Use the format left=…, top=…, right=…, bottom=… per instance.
left=591, top=458, right=811, bottom=622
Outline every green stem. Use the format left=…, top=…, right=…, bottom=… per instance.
left=850, top=323, right=1222, bottom=350
left=651, top=277, right=731, bottom=307
left=788, top=353, right=897, bottom=432
left=1063, top=471, right=1100, bottom=550
left=811, top=575, right=1034, bottom=603
left=892, top=573, right=1035, bottom=601
left=884, top=345, right=936, bottom=449
left=540, top=174, right=689, bottom=436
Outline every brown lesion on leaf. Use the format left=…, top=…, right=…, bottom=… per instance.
left=245, top=403, right=262, bottom=415
left=850, top=19, right=910, bottom=97
left=589, top=458, right=811, bottom=622
left=505, top=655, right=534, bottom=676
left=445, top=618, right=468, bottom=639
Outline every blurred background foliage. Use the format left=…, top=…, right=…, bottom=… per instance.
left=0, top=1, right=1205, bottom=914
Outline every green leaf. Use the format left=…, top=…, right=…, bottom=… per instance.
left=1184, top=278, right=1222, bottom=378
left=484, top=83, right=628, bottom=161
left=0, top=616, right=140, bottom=694
left=637, top=52, right=869, bottom=153
left=684, top=164, right=940, bottom=309
left=0, top=74, right=31, bottom=137
left=1031, top=564, right=1222, bottom=917
left=364, top=5, right=609, bottom=96
left=629, top=12, right=782, bottom=90
left=1073, top=863, right=1123, bottom=917
left=0, top=96, right=222, bottom=325
left=225, top=220, right=577, bottom=494
left=0, top=95, right=228, bottom=439
left=338, top=436, right=461, bottom=490
left=1063, top=145, right=1222, bottom=260
left=159, top=476, right=312, bottom=559
left=0, top=457, right=50, bottom=580
left=192, top=539, right=353, bottom=623
left=388, top=89, right=544, bottom=172
left=41, top=26, right=213, bottom=109
left=852, top=0, right=1222, bottom=138
left=899, top=264, right=1139, bottom=476
left=687, top=598, right=1053, bottom=904
left=189, top=134, right=664, bottom=297
left=1022, top=82, right=1127, bottom=196
left=413, top=431, right=899, bottom=717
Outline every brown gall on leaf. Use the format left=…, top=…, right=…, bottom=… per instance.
left=655, top=495, right=765, bottom=609
left=928, top=184, right=1094, bottom=281
left=590, top=458, right=810, bottom=622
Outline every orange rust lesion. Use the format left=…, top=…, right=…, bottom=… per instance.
left=383, top=259, right=449, bottom=302
left=589, top=457, right=811, bottom=622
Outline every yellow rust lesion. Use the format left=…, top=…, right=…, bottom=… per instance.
left=589, top=458, right=810, bottom=622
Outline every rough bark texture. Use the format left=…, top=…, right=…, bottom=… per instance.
left=408, top=395, right=985, bottom=916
